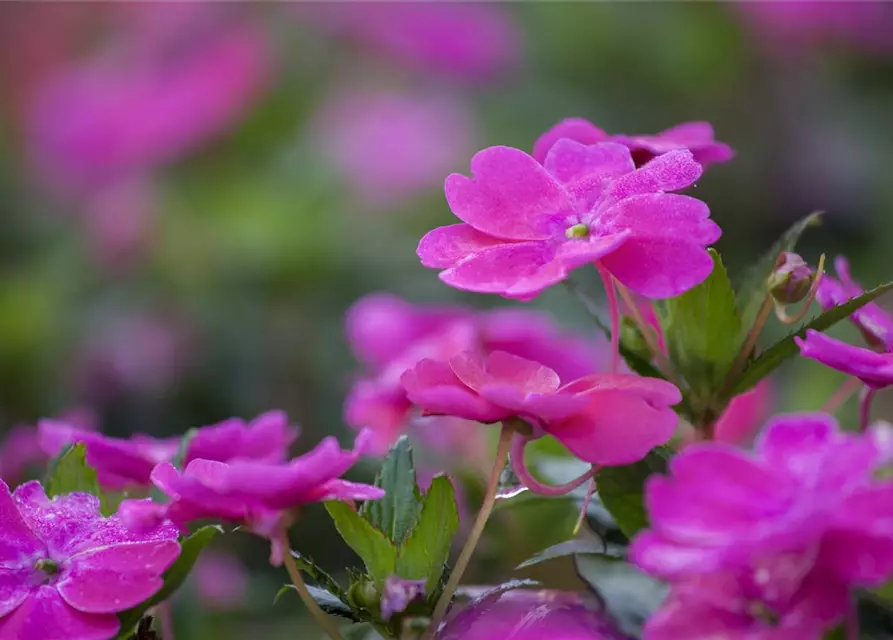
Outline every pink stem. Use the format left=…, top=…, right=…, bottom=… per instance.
left=572, top=477, right=597, bottom=536
left=845, top=597, right=859, bottom=640
left=510, top=434, right=597, bottom=496
left=596, top=263, right=620, bottom=374
left=158, top=601, right=175, bottom=640
left=860, top=387, right=876, bottom=432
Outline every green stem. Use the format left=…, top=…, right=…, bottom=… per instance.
left=280, top=533, right=345, bottom=640
left=425, top=424, right=514, bottom=637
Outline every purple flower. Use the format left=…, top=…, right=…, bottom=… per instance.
left=631, top=413, right=893, bottom=638
left=437, top=589, right=626, bottom=640
left=184, top=410, right=299, bottom=466
left=316, top=88, right=475, bottom=208
left=796, top=330, right=893, bottom=389
left=295, top=2, right=520, bottom=81
left=345, top=293, right=601, bottom=454
left=38, top=420, right=179, bottom=491
left=736, top=1, right=893, bottom=55
left=418, top=142, right=720, bottom=300
left=29, top=23, right=271, bottom=193
left=119, top=430, right=384, bottom=565
left=0, top=480, right=179, bottom=640
left=817, top=256, right=893, bottom=351
left=402, top=351, right=680, bottom=466
left=380, top=576, right=426, bottom=621
left=192, top=551, right=247, bottom=611
left=532, top=118, right=734, bottom=169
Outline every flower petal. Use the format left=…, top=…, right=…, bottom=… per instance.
left=602, top=149, right=703, bottom=202
left=599, top=193, right=720, bottom=245
left=439, top=241, right=560, bottom=295
left=59, top=540, right=181, bottom=613
left=599, top=237, right=716, bottom=299
left=547, top=390, right=677, bottom=465
left=445, top=146, right=568, bottom=241
left=0, top=585, right=119, bottom=640
left=417, top=223, right=507, bottom=269
left=449, top=351, right=561, bottom=395
left=531, top=117, right=608, bottom=163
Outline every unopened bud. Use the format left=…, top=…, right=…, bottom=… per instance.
left=768, top=252, right=813, bottom=304
left=348, top=578, right=380, bottom=611
left=621, top=317, right=653, bottom=361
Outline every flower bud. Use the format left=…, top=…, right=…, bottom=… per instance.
left=768, top=252, right=813, bottom=304
left=621, top=317, right=653, bottom=361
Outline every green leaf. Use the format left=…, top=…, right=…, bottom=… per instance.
left=736, top=211, right=823, bottom=329
left=364, top=437, right=421, bottom=545
left=45, top=443, right=118, bottom=516
left=659, top=250, right=740, bottom=400
left=326, top=501, right=397, bottom=586
left=516, top=538, right=609, bottom=570
left=275, top=585, right=362, bottom=622
left=291, top=552, right=347, bottom=600
left=114, top=525, right=222, bottom=639
left=596, top=447, right=671, bottom=538
left=729, top=281, right=893, bottom=397
left=395, top=475, right=458, bottom=593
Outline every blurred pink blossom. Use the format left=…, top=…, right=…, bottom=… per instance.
left=316, top=88, right=475, bottom=207
left=29, top=23, right=271, bottom=194
left=736, top=1, right=893, bottom=55
left=817, top=256, right=893, bottom=351
left=184, top=410, right=299, bottom=466
left=712, top=380, right=773, bottom=447
left=297, top=2, right=520, bottom=81
left=82, top=180, right=157, bottom=270
left=74, top=311, right=190, bottom=400
left=192, top=551, right=248, bottom=611
left=797, top=330, right=893, bottom=390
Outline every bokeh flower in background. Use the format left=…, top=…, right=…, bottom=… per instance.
left=28, top=21, right=271, bottom=195
left=315, top=88, right=475, bottom=209
left=295, top=2, right=521, bottom=81
left=191, top=551, right=248, bottom=611
left=736, top=0, right=893, bottom=54
left=437, top=589, right=625, bottom=640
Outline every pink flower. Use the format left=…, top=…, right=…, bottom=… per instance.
left=296, top=3, right=520, bottom=81
left=0, top=480, right=179, bottom=640
left=29, top=23, right=270, bottom=193
left=81, top=180, right=156, bottom=270
left=817, top=256, right=893, bottom=351
left=712, top=380, right=773, bottom=447
left=796, top=330, right=893, bottom=389
left=380, top=576, right=426, bottom=621
left=38, top=420, right=179, bottom=491
left=316, top=88, right=475, bottom=207
left=184, top=410, right=298, bottom=466
left=119, top=430, right=384, bottom=565
left=736, top=1, right=893, bottom=55
left=0, top=427, right=46, bottom=487
left=344, top=293, right=601, bottom=454
left=402, top=351, right=680, bottom=466
left=532, top=118, right=734, bottom=169
left=437, top=589, right=624, bottom=640
left=630, top=413, right=893, bottom=638
left=418, top=142, right=720, bottom=300
left=191, top=551, right=247, bottom=611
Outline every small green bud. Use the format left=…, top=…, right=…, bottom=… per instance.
left=620, top=317, right=653, bottom=361
left=348, top=578, right=380, bottom=611
left=565, top=223, right=589, bottom=239
left=768, top=252, right=813, bottom=304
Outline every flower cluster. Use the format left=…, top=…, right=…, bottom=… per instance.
left=631, top=414, right=893, bottom=638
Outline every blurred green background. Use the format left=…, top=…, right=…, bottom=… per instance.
left=1, top=2, right=892, bottom=637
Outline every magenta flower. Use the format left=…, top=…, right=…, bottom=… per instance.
left=817, top=256, right=893, bottom=351
left=191, top=551, right=247, bottom=611
left=0, top=427, right=46, bottom=487
left=184, top=410, right=298, bottom=466
left=532, top=118, right=734, bottom=169
left=295, top=2, right=520, bottom=81
left=631, top=413, right=893, bottom=638
left=418, top=142, right=719, bottom=300
left=0, top=481, right=179, bottom=640
left=796, top=330, right=893, bottom=389
left=345, top=293, right=601, bottom=454
left=736, top=1, right=893, bottom=55
left=29, top=23, right=270, bottom=193
left=39, top=420, right=179, bottom=490
left=402, top=351, right=680, bottom=466
left=316, top=88, right=475, bottom=208
left=712, top=380, right=773, bottom=446
left=437, top=589, right=625, bottom=640
left=119, top=430, right=384, bottom=565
